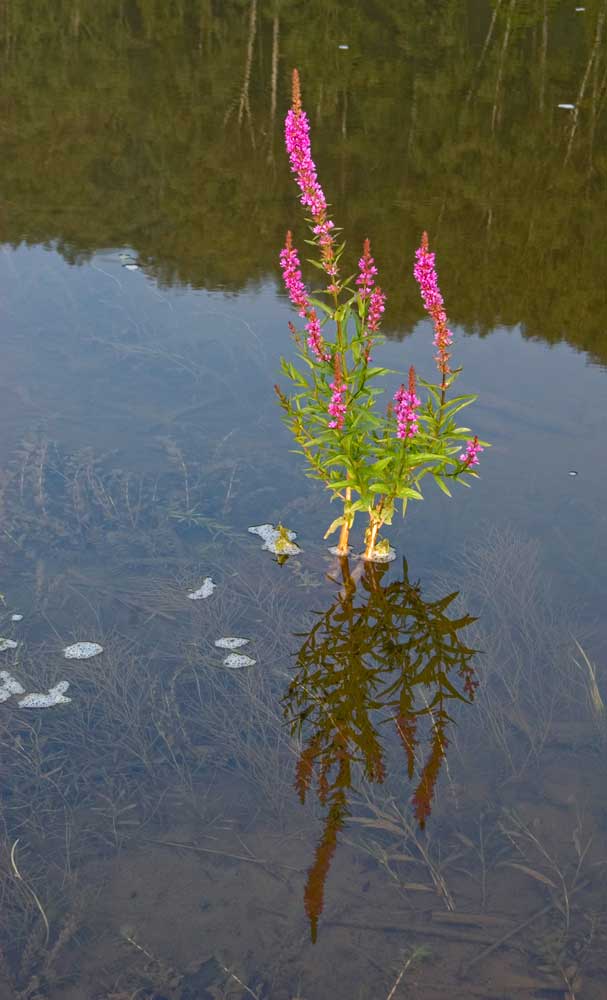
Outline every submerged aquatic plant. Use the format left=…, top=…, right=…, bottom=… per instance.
left=276, top=69, right=488, bottom=559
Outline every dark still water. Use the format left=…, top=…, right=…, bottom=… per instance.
left=1, top=2, right=606, bottom=998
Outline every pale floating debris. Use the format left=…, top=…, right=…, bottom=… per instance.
left=248, top=523, right=301, bottom=556
left=222, top=653, right=257, bottom=669
left=63, top=641, right=104, bottom=660
left=119, top=252, right=140, bottom=270
left=558, top=103, right=576, bottom=110
left=187, top=578, right=216, bottom=600
left=0, top=671, right=25, bottom=703
left=214, top=637, right=250, bottom=650
left=362, top=546, right=397, bottom=564
left=18, top=681, right=71, bottom=709
left=0, top=638, right=18, bottom=653
left=11, top=614, right=23, bottom=622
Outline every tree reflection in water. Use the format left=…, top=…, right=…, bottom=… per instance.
left=283, top=556, right=478, bottom=941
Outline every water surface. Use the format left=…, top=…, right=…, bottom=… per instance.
left=1, top=2, right=606, bottom=998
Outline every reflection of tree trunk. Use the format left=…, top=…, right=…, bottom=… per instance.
left=316, top=82, right=323, bottom=126
left=565, top=2, right=607, bottom=165
left=70, top=1, right=81, bottom=38
left=588, top=33, right=600, bottom=173
left=340, top=88, right=348, bottom=198
left=341, top=88, right=348, bottom=140
left=492, top=0, right=516, bottom=134
left=237, top=0, right=257, bottom=145
left=267, top=12, right=280, bottom=163
left=407, top=75, right=418, bottom=160
left=3, top=0, right=12, bottom=57
left=198, top=0, right=212, bottom=54
left=464, top=0, right=502, bottom=110
left=538, top=0, right=548, bottom=113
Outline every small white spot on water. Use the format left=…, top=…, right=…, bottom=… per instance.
left=0, top=671, right=25, bottom=702
left=187, top=578, right=216, bottom=600
left=222, top=653, right=257, bottom=669
left=18, top=681, right=71, bottom=708
left=214, top=637, right=250, bottom=649
left=63, top=642, right=104, bottom=659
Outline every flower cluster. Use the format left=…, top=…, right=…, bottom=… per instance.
left=328, top=358, right=347, bottom=430
left=306, top=309, right=330, bottom=363
left=356, top=239, right=378, bottom=300
left=459, top=435, right=483, bottom=467
left=280, top=231, right=330, bottom=363
left=414, top=232, right=453, bottom=382
left=367, top=286, right=386, bottom=334
left=393, top=367, right=420, bottom=439
left=285, top=69, right=338, bottom=285
left=279, top=231, right=308, bottom=316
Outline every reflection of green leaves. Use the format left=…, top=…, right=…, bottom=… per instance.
left=284, top=557, right=478, bottom=772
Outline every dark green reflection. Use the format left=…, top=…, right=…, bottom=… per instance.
left=2, top=0, right=607, bottom=362
left=283, top=556, right=478, bottom=941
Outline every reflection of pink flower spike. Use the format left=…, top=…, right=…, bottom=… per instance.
left=306, top=309, right=331, bottom=363
left=280, top=231, right=309, bottom=316
left=328, top=357, right=347, bottom=430
left=393, top=367, right=420, bottom=439
left=285, top=70, right=338, bottom=284
left=459, top=435, right=483, bottom=467
left=413, top=232, right=453, bottom=381
left=356, top=238, right=378, bottom=301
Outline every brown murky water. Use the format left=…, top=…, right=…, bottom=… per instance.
left=1, top=2, right=606, bottom=998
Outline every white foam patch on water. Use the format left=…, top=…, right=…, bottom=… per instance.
left=0, top=638, right=18, bottom=653
left=248, top=524, right=301, bottom=555
left=64, top=642, right=104, bottom=660
left=0, top=671, right=25, bottom=702
left=362, top=546, right=397, bottom=564
left=18, top=681, right=71, bottom=709
left=214, top=637, right=250, bottom=649
left=222, top=653, right=257, bottom=669
left=328, top=545, right=353, bottom=557
left=187, top=578, right=216, bottom=600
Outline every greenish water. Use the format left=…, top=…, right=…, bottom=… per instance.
left=0, top=2, right=606, bottom=998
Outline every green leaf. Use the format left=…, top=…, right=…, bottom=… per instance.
left=433, top=474, right=452, bottom=497
left=323, top=516, right=345, bottom=539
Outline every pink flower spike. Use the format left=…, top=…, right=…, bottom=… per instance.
left=356, top=238, right=378, bottom=302
left=328, top=358, right=347, bottom=430
left=306, top=309, right=331, bottom=364
left=368, top=287, right=386, bottom=333
left=285, top=70, right=338, bottom=286
left=394, top=367, right=421, bottom=440
left=459, top=436, right=483, bottom=467
left=413, top=232, right=453, bottom=384
left=280, top=231, right=309, bottom=316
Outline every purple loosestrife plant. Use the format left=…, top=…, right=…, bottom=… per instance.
left=275, top=70, right=488, bottom=560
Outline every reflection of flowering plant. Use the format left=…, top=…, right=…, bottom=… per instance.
left=276, top=69, right=489, bottom=560
left=284, top=556, right=478, bottom=940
